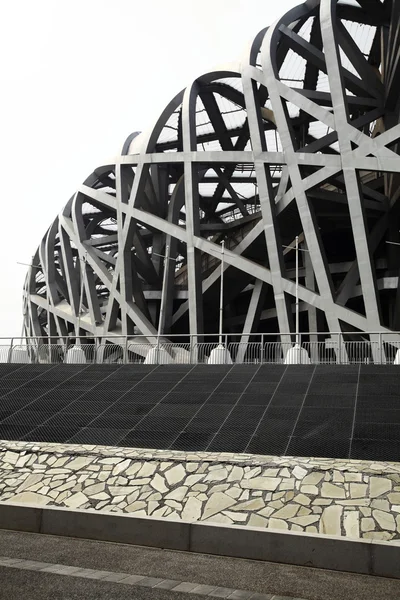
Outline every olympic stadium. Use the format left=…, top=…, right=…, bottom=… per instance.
left=0, top=0, right=399, bottom=463
left=2, top=2, right=400, bottom=582
left=17, top=0, right=400, bottom=368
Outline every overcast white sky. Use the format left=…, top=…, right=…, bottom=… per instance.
left=0, top=0, right=299, bottom=338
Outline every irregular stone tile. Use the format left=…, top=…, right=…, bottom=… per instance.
left=289, top=515, right=319, bottom=527
left=370, top=477, right=392, bottom=498
left=66, top=457, right=93, bottom=471
left=360, top=507, right=372, bottom=517
left=361, top=517, right=375, bottom=532
left=320, top=505, right=343, bottom=536
left=244, top=467, right=262, bottom=479
left=292, top=466, right=308, bottom=480
left=182, top=497, right=202, bottom=521
left=146, top=492, right=162, bottom=502
left=202, top=492, right=236, bottom=519
left=204, top=468, right=228, bottom=483
left=302, top=472, right=323, bottom=486
left=136, top=463, right=157, bottom=478
left=269, top=518, right=288, bottom=530
left=263, top=468, right=280, bottom=477
left=108, top=486, right=139, bottom=496
left=17, top=474, right=44, bottom=493
left=350, top=483, right=367, bottom=499
left=4, top=451, right=19, bottom=465
left=56, top=490, right=71, bottom=503
left=245, top=514, right=267, bottom=528
left=279, top=468, right=291, bottom=478
left=321, top=483, right=345, bottom=499
left=165, top=486, right=188, bottom=501
left=152, top=506, right=169, bottom=518
left=344, top=511, right=360, bottom=538
left=272, top=504, right=300, bottom=519
left=222, top=510, right=247, bottom=522
left=300, top=485, right=318, bottom=495
left=125, top=463, right=141, bottom=477
left=184, top=474, right=204, bottom=487
left=127, top=491, right=140, bottom=503
left=165, top=465, right=186, bottom=486
left=306, top=525, right=318, bottom=533
left=111, top=459, right=130, bottom=476
left=15, top=455, right=31, bottom=468
left=373, top=509, right=396, bottom=531
left=241, top=477, right=281, bottom=491
left=333, top=471, right=345, bottom=483
left=112, top=495, right=126, bottom=504
left=293, top=494, right=311, bottom=506
left=388, top=493, right=400, bottom=504
left=165, top=500, right=182, bottom=510
left=298, top=507, right=312, bottom=516
left=279, top=480, right=295, bottom=491
left=151, top=474, right=168, bottom=493
left=230, top=498, right=264, bottom=512
left=126, top=501, right=146, bottom=513
left=85, top=483, right=105, bottom=496
left=186, top=462, right=199, bottom=473
left=227, top=466, right=243, bottom=482
left=371, top=499, right=390, bottom=511
left=345, top=473, right=362, bottom=482
left=92, top=492, right=110, bottom=501
left=192, top=483, right=207, bottom=492
left=5, top=491, right=50, bottom=506
left=336, top=499, right=369, bottom=507
left=205, top=514, right=233, bottom=524
left=257, top=506, right=274, bottom=518
left=64, top=492, right=89, bottom=509
left=364, top=531, right=393, bottom=541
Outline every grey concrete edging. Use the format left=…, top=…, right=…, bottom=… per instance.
left=1, top=501, right=400, bottom=579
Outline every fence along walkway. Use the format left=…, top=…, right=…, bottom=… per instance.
left=2, top=333, right=400, bottom=365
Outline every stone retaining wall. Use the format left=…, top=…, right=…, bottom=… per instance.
left=1, top=440, right=400, bottom=542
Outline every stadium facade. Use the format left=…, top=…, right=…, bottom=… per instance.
left=23, top=0, right=400, bottom=361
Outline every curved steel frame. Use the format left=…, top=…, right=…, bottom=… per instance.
left=23, top=0, right=400, bottom=359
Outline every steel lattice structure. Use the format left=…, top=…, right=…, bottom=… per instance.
left=24, top=0, right=400, bottom=358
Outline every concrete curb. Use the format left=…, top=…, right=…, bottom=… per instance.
left=1, top=502, right=400, bottom=579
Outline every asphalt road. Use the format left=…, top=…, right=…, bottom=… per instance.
left=0, top=529, right=399, bottom=600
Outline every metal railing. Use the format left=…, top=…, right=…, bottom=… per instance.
left=2, top=332, right=400, bottom=365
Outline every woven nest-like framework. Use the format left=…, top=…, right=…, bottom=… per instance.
left=24, top=0, right=400, bottom=356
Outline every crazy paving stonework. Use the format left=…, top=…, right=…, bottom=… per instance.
left=1, top=440, right=400, bottom=542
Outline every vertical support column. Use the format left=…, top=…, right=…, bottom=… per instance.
left=320, top=0, right=382, bottom=362
left=182, top=82, right=204, bottom=346
left=242, top=75, right=292, bottom=345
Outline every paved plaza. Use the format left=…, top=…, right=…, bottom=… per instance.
left=1, top=529, right=400, bottom=600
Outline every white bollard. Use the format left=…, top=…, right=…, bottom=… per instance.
left=207, top=344, right=233, bottom=365
left=65, top=346, right=87, bottom=364
left=284, top=343, right=311, bottom=365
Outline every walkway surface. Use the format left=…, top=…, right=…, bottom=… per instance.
left=0, top=530, right=400, bottom=600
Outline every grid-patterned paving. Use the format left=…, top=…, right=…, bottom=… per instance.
left=0, top=363, right=399, bottom=461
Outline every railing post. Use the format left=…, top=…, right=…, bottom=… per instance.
left=261, top=334, right=264, bottom=365
left=338, top=333, right=342, bottom=365
left=379, top=332, right=383, bottom=365
left=124, top=337, right=128, bottom=364
left=7, top=338, right=13, bottom=364
left=156, top=335, right=160, bottom=365
left=225, top=333, right=228, bottom=364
